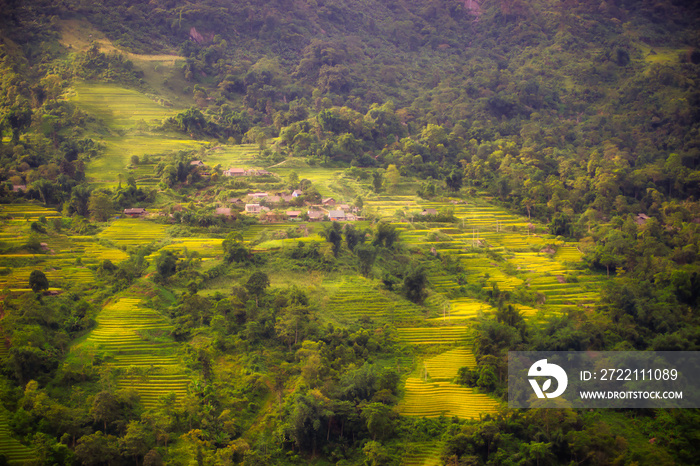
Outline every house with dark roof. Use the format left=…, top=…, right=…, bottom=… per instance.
left=322, top=198, right=336, bottom=206
left=286, top=210, right=302, bottom=220
left=190, top=160, right=204, bottom=166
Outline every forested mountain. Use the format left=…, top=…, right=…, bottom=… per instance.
left=1, top=0, right=700, bottom=464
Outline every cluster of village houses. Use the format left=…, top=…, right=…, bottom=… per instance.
left=218, top=190, right=364, bottom=223
left=122, top=163, right=443, bottom=223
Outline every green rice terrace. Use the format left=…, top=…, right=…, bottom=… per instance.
left=73, top=297, right=190, bottom=407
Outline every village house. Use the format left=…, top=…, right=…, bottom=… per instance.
left=281, top=194, right=294, bottom=203
left=421, top=208, right=438, bottom=216
left=329, top=210, right=346, bottom=221
left=263, top=211, right=284, bottom=223
left=228, top=198, right=244, bottom=205
left=248, top=192, right=269, bottom=199
left=635, top=213, right=650, bottom=225
left=224, top=168, right=247, bottom=177
left=245, top=204, right=263, bottom=214
left=123, top=207, right=147, bottom=218
left=215, top=207, right=232, bottom=217
left=12, top=185, right=26, bottom=192
left=190, top=160, right=204, bottom=166
left=292, top=190, right=303, bottom=198
left=308, top=211, right=325, bottom=221
left=322, top=197, right=336, bottom=206
left=286, top=210, right=302, bottom=220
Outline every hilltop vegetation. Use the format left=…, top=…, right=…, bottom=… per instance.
left=1, top=0, right=700, bottom=465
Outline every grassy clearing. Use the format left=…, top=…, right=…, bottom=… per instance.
left=272, top=163, right=364, bottom=198
left=201, top=144, right=260, bottom=169
left=58, top=19, right=191, bottom=107
left=75, top=297, right=189, bottom=407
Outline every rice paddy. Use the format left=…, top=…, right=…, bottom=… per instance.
left=98, top=219, right=169, bottom=246
left=399, top=377, right=499, bottom=419
left=324, top=276, right=424, bottom=324
left=67, top=83, right=205, bottom=187
left=149, top=238, right=223, bottom=260
left=401, top=442, right=443, bottom=466
left=395, top=326, right=472, bottom=345
left=357, top=196, right=605, bottom=322
left=0, top=407, right=34, bottom=464
left=76, top=297, right=190, bottom=407
left=423, top=347, right=476, bottom=380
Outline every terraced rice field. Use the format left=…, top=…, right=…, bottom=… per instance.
left=396, top=326, right=472, bottom=345
left=423, top=348, right=476, bottom=380
left=0, top=407, right=34, bottom=463
left=88, top=134, right=204, bottom=187
left=428, top=297, right=494, bottom=322
left=69, top=84, right=179, bottom=129
left=401, top=442, right=443, bottom=466
left=0, top=261, right=94, bottom=291
left=400, top=377, right=499, bottom=419
left=68, top=83, right=205, bottom=187
left=98, top=219, right=168, bottom=246
left=325, top=276, right=424, bottom=324
left=252, top=235, right=324, bottom=251
left=77, top=297, right=189, bottom=407
left=362, top=196, right=604, bottom=319
left=555, top=244, right=583, bottom=262
left=149, top=238, right=223, bottom=260
left=200, top=144, right=260, bottom=169
left=0, top=204, right=62, bottom=221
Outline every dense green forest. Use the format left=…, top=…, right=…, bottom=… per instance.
left=1, top=0, right=700, bottom=464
